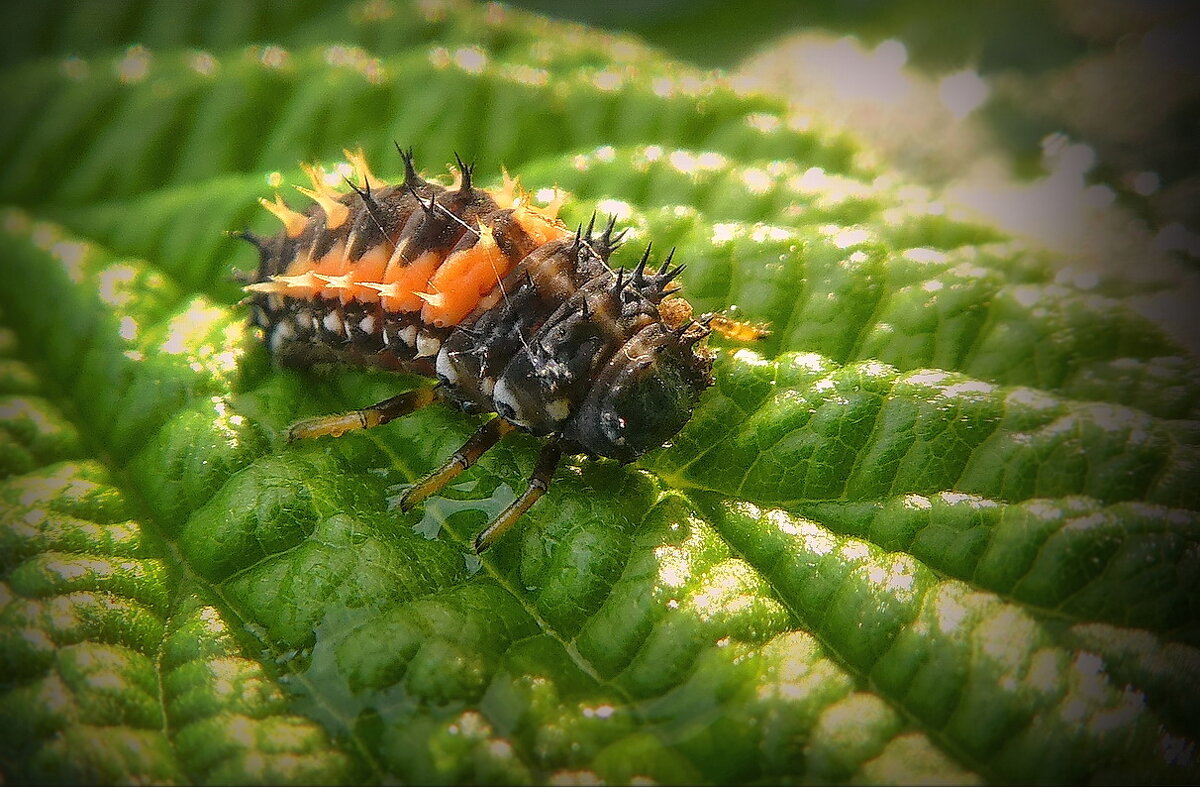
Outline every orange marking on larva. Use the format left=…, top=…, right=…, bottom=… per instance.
left=381, top=236, right=414, bottom=282
left=373, top=250, right=444, bottom=312
left=312, top=244, right=350, bottom=277
left=512, top=205, right=570, bottom=246
left=422, top=223, right=513, bottom=326
left=341, top=245, right=390, bottom=304
left=260, top=194, right=307, bottom=237
left=308, top=244, right=353, bottom=301
left=284, top=252, right=314, bottom=277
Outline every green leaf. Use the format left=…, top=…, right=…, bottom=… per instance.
left=1, top=1, right=1197, bottom=784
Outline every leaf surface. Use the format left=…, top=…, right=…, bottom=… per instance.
left=1, top=1, right=1197, bottom=784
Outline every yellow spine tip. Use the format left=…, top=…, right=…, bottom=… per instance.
left=359, top=281, right=400, bottom=298
left=543, top=186, right=567, bottom=220
left=243, top=280, right=288, bottom=294
left=300, top=162, right=333, bottom=193
left=294, top=184, right=350, bottom=229
left=313, top=272, right=355, bottom=290
left=475, top=222, right=498, bottom=249
left=259, top=194, right=308, bottom=237
left=276, top=271, right=321, bottom=289
left=343, top=147, right=380, bottom=186
left=414, top=290, right=446, bottom=307
left=493, top=166, right=522, bottom=208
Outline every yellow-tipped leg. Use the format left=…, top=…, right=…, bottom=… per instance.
left=400, top=417, right=516, bottom=511
left=709, top=313, right=771, bottom=342
left=286, top=388, right=435, bottom=442
left=473, top=440, right=563, bottom=553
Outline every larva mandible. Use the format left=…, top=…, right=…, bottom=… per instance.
left=238, top=146, right=765, bottom=552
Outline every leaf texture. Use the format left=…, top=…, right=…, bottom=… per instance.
left=0, top=1, right=1197, bottom=784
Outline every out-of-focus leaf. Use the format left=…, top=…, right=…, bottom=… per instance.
left=1, top=1, right=1196, bottom=784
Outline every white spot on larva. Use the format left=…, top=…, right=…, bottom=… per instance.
left=415, top=331, right=441, bottom=358
left=435, top=347, right=459, bottom=385
left=546, top=397, right=570, bottom=422
left=358, top=314, right=376, bottom=335
left=269, top=322, right=295, bottom=353
left=323, top=311, right=342, bottom=334
left=481, top=377, right=496, bottom=397
left=493, top=376, right=526, bottom=425
left=399, top=325, right=418, bottom=346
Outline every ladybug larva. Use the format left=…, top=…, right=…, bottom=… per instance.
left=239, top=147, right=765, bottom=552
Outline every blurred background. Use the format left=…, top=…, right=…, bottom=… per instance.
left=505, top=0, right=1200, bottom=266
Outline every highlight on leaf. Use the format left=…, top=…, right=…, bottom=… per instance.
left=0, top=1, right=1195, bottom=785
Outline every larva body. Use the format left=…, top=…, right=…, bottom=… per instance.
left=241, top=149, right=719, bottom=549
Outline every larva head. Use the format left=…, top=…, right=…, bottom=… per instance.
left=564, top=322, right=714, bottom=463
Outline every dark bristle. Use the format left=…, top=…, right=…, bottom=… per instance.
left=407, top=183, right=436, bottom=214
left=631, top=250, right=648, bottom=285
left=230, top=228, right=266, bottom=250
left=672, top=320, right=695, bottom=339
left=601, top=214, right=617, bottom=239
left=661, top=262, right=686, bottom=286
left=396, top=142, right=422, bottom=186
left=453, top=152, right=474, bottom=192
left=594, top=214, right=628, bottom=260
left=344, top=175, right=375, bottom=205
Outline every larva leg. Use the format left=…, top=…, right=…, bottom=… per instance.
left=286, top=387, right=436, bottom=442
left=400, top=416, right=516, bottom=511
left=708, top=313, right=771, bottom=342
left=473, top=440, right=563, bottom=553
